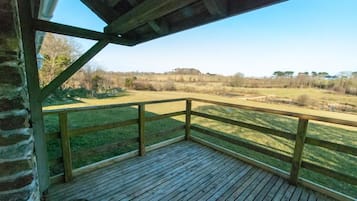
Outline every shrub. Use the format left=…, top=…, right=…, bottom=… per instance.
left=295, top=94, right=313, bottom=106
left=133, top=81, right=155, bottom=91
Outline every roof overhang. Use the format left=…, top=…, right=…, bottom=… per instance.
left=82, top=0, right=287, bottom=45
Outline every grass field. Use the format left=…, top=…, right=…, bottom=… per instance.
left=43, top=90, right=357, bottom=197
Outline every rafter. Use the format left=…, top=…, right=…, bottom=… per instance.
left=127, top=0, right=169, bottom=35
left=34, top=19, right=134, bottom=46
left=203, top=0, right=227, bottom=17
left=104, top=0, right=198, bottom=34
left=40, top=40, right=109, bottom=101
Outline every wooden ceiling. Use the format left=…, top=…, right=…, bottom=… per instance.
left=81, top=0, right=286, bottom=45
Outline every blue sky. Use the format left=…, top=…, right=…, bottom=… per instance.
left=52, top=0, right=357, bottom=77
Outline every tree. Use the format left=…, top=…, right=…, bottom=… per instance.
left=39, top=33, right=79, bottom=87
left=273, top=71, right=284, bottom=77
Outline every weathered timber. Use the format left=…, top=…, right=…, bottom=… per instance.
left=191, top=125, right=292, bottom=162
left=43, top=98, right=186, bottom=114
left=301, top=161, right=357, bottom=185
left=185, top=99, right=192, bottom=140
left=104, top=0, right=199, bottom=34
left=190, top=98, right=357, bottom=127
left=191, top=111, right=296, bottom=140
left=40, top=40, right=109, bottom=101
left=290, top=118, right=308, bottom=185
left=138, top=104, right=145, bottom=156
left=305, top=137, right=357, bottom=156
left=17, top=0, right=50, bottom=192
left=69, top=119, right=138, bottom=137
left=33, top=19, right=134, bottom=46
left=59, top=112, right=72, bottom=182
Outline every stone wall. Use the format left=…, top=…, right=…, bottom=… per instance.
left=0, top=0, right=40, bottom=200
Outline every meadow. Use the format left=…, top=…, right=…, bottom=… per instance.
left=43, top=90, right=357, bottom=197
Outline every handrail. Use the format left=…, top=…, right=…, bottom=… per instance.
left=43, top=98, right=187, bottom=114
left=190, top=98, right=357, bottom=127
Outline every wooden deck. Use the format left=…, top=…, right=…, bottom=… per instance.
left=48, top=141, right=336, bottom=201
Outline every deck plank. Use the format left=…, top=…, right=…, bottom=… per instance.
left=48, top=141, right=337, bottom=201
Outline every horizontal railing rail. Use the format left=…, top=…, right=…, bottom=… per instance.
left=43, top=97, right=357, bottom=200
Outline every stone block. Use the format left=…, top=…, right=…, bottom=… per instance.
left=0, top=159, right=32, bottom=177
left=0, top=66, right=24, bottom=87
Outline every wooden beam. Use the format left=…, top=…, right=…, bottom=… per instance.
left=80, top=0, right=119, bottom=24
left=138, top=104, right=146, bottom=156
left=17, top=0, right=50, bottom=193
left=40, top=40, right=109, bottom=101
left=59, top=112, right=73, bottom=182
left=33, top=19, right=134, bottom=46
left=290, top=118, right=308, bottom=185
left=127, top=0, right=169, bottom=35
left=185, top=100, right=192, bottom=140
left=203, top=0, right=227, bottom=17
left=104, top=0, right=198, bottom=34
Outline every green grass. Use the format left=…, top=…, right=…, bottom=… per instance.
left=191, top=105, right=357, bottom=198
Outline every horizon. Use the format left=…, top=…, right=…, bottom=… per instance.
left=52, top=0, right=357, bottom=77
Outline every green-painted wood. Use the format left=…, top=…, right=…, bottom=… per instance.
left=104, top=0, right=198, bottom=34
left=191, top=126, right=292, bottom=162
left=191, top=98, right=357, bottom=127
left=191, top=111, right=296, bottom=140
left=40, top=40, right=109, bottom=101
left=301, top=161, right=357, bottom=185
left=185, top=100, right=192, bottom=140
left=145, top=111, right=185, bottom=122
left=59, top=112, right=73, bottom=182
left=305, top=137, right=357, bottom=156
left=33, top=19, right=134, bottom=46
left=17, top=0, right=50, bottom=192
left=69, top=119, right=138, bottom=137
left=138, top=104, right=145, bottom=156
left=290, top=118, right=308, bottom=185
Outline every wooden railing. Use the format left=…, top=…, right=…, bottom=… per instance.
left=44, top=98, right=187, bottom=182
left=44, top=97, right=357, bottom=200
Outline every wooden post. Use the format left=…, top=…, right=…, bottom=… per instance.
left=138, top=104, right=145, bottom=156
left=17, top=0, right=50, bottom=192
left=59, top=112, right=73, bottom=182
left=290, top=118, right=308, bottom=185
left=185, top=99, right=192, bottom=140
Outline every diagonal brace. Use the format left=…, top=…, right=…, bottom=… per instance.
left=40, top=40, right=109, bottom=101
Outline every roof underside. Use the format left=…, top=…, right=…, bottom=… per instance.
left=81, top=0, right=286, bottom=45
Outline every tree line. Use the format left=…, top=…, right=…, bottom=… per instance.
left=39, top=34, right=357, bottom=99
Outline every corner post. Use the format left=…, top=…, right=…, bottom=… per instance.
left=185, top=99, right=192, bottom=140
left=138, top=104, right=146, bottom=156
left=290, top=118, right=308, bottom=185
left=17, top=0, right=50, bottom=192
left=59, top=112, right=73, bottom=182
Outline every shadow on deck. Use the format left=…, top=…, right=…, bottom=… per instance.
left=48, top=141, right=335, bottom=201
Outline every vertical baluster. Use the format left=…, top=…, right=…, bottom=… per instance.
left=138, top=104, right=146, bottom=156
left=185, top=99, right=192, bottom=140
left=290, top=118, right=308, bottom=185
left=59, top=112, right=73, bottom=182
